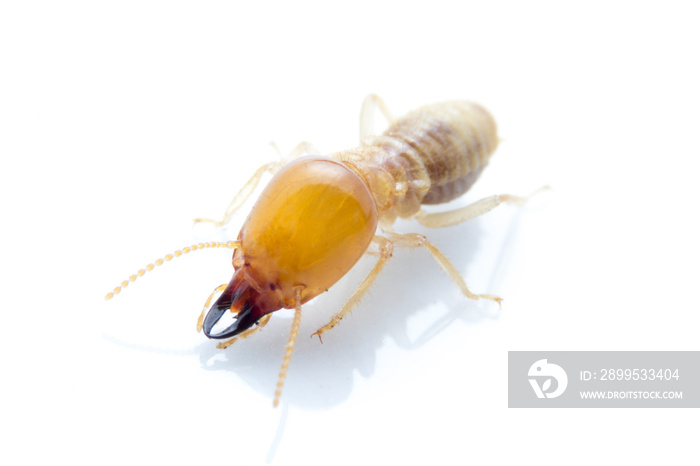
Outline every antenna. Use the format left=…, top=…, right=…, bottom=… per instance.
left=104, top=241, right=240, bottom=300
left=273, top=286, right=304, bottom=407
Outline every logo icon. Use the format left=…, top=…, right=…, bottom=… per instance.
left=528, top=359, right=568, bottom=399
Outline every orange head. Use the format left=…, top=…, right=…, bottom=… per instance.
left=202, top=156, right=379, bottom=339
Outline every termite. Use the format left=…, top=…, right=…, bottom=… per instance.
left=106, top=95, right=539, bottom=407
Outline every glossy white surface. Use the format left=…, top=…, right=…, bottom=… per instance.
left=2, top=1, right=698, bottom=464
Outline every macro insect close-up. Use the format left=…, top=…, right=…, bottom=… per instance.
left=106, top=94, right=538, bottom=407
left=7, top=3, right=698, bottom=464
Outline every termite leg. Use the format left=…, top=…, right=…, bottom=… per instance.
left=193, top=162, right=279, bottom=227
left=360, top=94, right=396, bottom=145
left=311, top=235, right=394, bottom=342
left=194, top=141, right=321, bottom=227
left=270, top=140, right=320, bottom=160
left=273, top=286, right=304, bottom=407
left=415, top=186, right=549, bottom=228
left=385, top=232, right=503, bottom=306
left=311, top=230, right=503, bottom=342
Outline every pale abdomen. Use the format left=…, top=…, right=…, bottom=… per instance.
left=335, top=100, right=499, bottom=226
left=383, top=101, right=498, bottom=205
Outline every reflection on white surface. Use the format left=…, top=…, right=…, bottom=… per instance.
left=3, top=2, right=699, bottom=464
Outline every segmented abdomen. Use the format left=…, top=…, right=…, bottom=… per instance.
left=336, top=100, right=498, bottom=226
left=384, top=101, right=498, bottom=205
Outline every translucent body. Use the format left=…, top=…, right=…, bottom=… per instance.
left=238, top=156, right=378, bottom=308
left=202, top=156, right=379, bottom=338
left=338, top=100, right=498, bottom=227
left=205, top=101, right=499, bottom=338
left=104, top=97, right=519, bottom=408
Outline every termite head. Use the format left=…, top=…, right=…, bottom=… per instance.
left=202, top=156, right=379, bottom=340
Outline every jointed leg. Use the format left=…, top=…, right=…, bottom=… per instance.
left=415, top=186, right=549, bottom=228
left=311, top=231, right=501, bottom=342
left=311, top=235, right=393, bottom=342
left=194, top=162, right=280, bottom=227
left=194, top=141, right=321, bottom=227
left=384, top=232, right=502, bottom=306
left=272, top=140, right=320, bottom=160
left=360, top=94, right=396, bottom=145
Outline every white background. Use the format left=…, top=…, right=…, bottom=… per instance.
left=2, top=1, right=699, bottom=464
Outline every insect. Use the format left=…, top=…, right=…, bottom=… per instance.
left=106, top=95, right=539, bottom=407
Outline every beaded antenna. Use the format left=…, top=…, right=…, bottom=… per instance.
left=104, top=241, right=240, bottom=300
